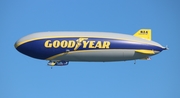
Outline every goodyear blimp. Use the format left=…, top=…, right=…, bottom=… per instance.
left=15, top=29, right=167, bottom=66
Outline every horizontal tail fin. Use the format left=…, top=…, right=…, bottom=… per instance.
left=134, top=29, right=151, bottom=40
left=135, top=50, right=155, bottom=54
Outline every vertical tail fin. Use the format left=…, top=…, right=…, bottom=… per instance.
left=133, top=29, right=152, bottom=40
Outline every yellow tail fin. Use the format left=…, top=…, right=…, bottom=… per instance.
left=135, top=50, right=155, bottom=54
left=133, top=29, right=152, bottom=40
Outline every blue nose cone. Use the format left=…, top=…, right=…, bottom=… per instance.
left=15, top=39, right=43, bottom=59
left=15, top=37, right=68, bottom=60
left=15, top=38, right=53, bottom=60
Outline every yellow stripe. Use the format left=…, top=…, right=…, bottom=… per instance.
left=46, top=49, right=110, bottom=60
left=15, top=36, right=159, bottom=48
left=15, top=36, right=64, bottom=48
left=46, top=49, right=155, bottom=60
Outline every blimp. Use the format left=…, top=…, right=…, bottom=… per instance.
left=15, top=29, right=167, bottom=66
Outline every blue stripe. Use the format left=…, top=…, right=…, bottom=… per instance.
left=16, top=38, right=164, bottom=59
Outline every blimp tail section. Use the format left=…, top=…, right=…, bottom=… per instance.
left=134, top=29, right=151, bottom=41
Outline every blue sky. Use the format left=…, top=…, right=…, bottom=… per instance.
left=0, top=0, right=179, bottom=98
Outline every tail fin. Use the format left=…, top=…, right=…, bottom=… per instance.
left=133, top=29, right=152, bottom=40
